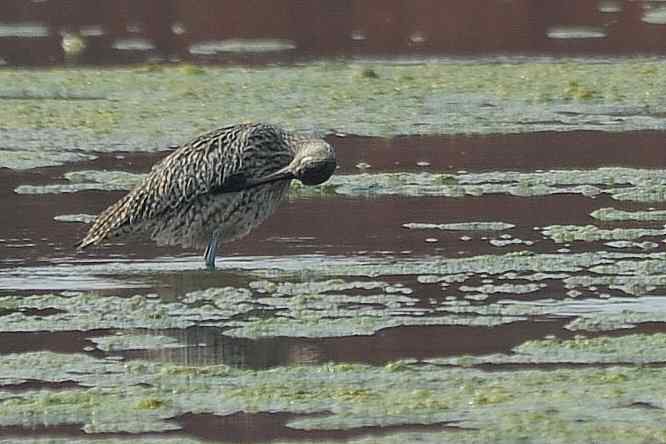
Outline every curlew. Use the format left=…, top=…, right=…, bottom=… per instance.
left=77, top=123, right=336, bottom=269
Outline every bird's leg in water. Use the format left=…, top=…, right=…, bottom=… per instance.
left=204, top=238, right=218, bottom=270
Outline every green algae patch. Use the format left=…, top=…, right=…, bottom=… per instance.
left=489, top=237, right=534, bottom=247
left=605, top=240, right=659, bottom=250
left=0, top=352, right=123, bottom=387
left=434, top=333, right=666, bottom=366
left=459, top=283, right=544, bottom=295
left=0, top=149, right=96, bottom=170
left=190, top=38, right=296, bottom=54
left=4, top=59, right=666, bottom=155
left=542, top=224, right=666, bottom=243
left=563, top=297, right=666, bottom=331
left=548, top=27, right=606, bottom=40
left=90, top=333, right=188, bottom=352
left=0, top=357, right=181, bottom=434
left=307, top=428, right=666, bottom=444
left=0, top=439, right=203, bottom=444
left=0, top=279, right=467, bottom=337
left=54, top=213, right=97, bottom=223
left=5, top=351, right=666, bottom=442
left=15, top=170, right=144, bottom=194
left=134, top=398, right=167, bottom=410
left=16, top=167, right=666, bottom=206
left=516, top=334, right=666, bottom=364
left=8, top=250, right=666, bottom=338
left=402, top=222, right=515, bottom=231
left=0, top=436, right=202, bottom=444
left=305, top=167, right=666, bottom=203
left=0, top=250, right=625, bottom=336
left=591, top=207, right=666, bottom=222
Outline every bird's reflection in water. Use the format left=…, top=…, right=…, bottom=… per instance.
left=156, top=267, right=257, bottom=301
left=126, top=326, right=324, bottom=370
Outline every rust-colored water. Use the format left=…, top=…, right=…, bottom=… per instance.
left=4, top=129, right=666, bottom=440
left=3, top=2, right=666, bottom=440
left=2, top=131, right=665, bottom=268
left=0, top=413, right=459, bottom=443
left=2, top=0, right=666, bottom=66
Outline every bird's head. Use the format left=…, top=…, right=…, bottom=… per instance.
left=291, top=139, right=337, bottom=186
left=225, top=136, right=336, bottom=193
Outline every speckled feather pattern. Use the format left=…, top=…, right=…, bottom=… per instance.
left=79, top=123, right=297, bottom=249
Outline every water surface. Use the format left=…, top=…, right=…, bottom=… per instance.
left=3, top=0, right=666, bottom=66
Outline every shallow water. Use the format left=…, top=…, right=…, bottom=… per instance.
left=3, top=4, right=666, bottom=439
left=4, top=0, right=666, bottom=66
left=4, top=126, right=666, bottom=442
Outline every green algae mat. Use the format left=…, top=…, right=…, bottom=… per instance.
left=2, top=349, right=666, bottom=443
left=6, top=252, right=666, bottom=337
left=3, top=251, right=666, bottom=442
left=5, top=58, right=666, bottom=443
left=2, top=58, right=666, bottom=169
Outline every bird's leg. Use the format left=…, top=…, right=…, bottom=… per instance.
left=204, top=238, right=218, bottom=270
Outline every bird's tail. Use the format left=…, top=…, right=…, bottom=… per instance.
left=76, top=194, right=133, bottom=250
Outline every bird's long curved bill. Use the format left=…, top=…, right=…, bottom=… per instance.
left=246, top=166, right=295, bottom=188
left=221, top=166, right=295, bottom=194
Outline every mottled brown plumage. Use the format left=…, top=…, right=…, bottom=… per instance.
left=78, top=123, right=336, bottom=268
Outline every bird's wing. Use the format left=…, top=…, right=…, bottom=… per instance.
left=136, top=124, right=293, bottom=218
left=77, top=124, right=293, bottom=248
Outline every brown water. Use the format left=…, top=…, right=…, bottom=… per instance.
left=3, top=0, right=666, bottom=66
left=1, top=131, right=662, bottom=276
left=3, top=129, right=666, bottom=442
left=3, top=3, right=666, bottom=440
left=0, top=413, right=459, bottom=443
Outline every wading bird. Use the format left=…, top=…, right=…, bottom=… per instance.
left=77, top=123, right=336, bottom=269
